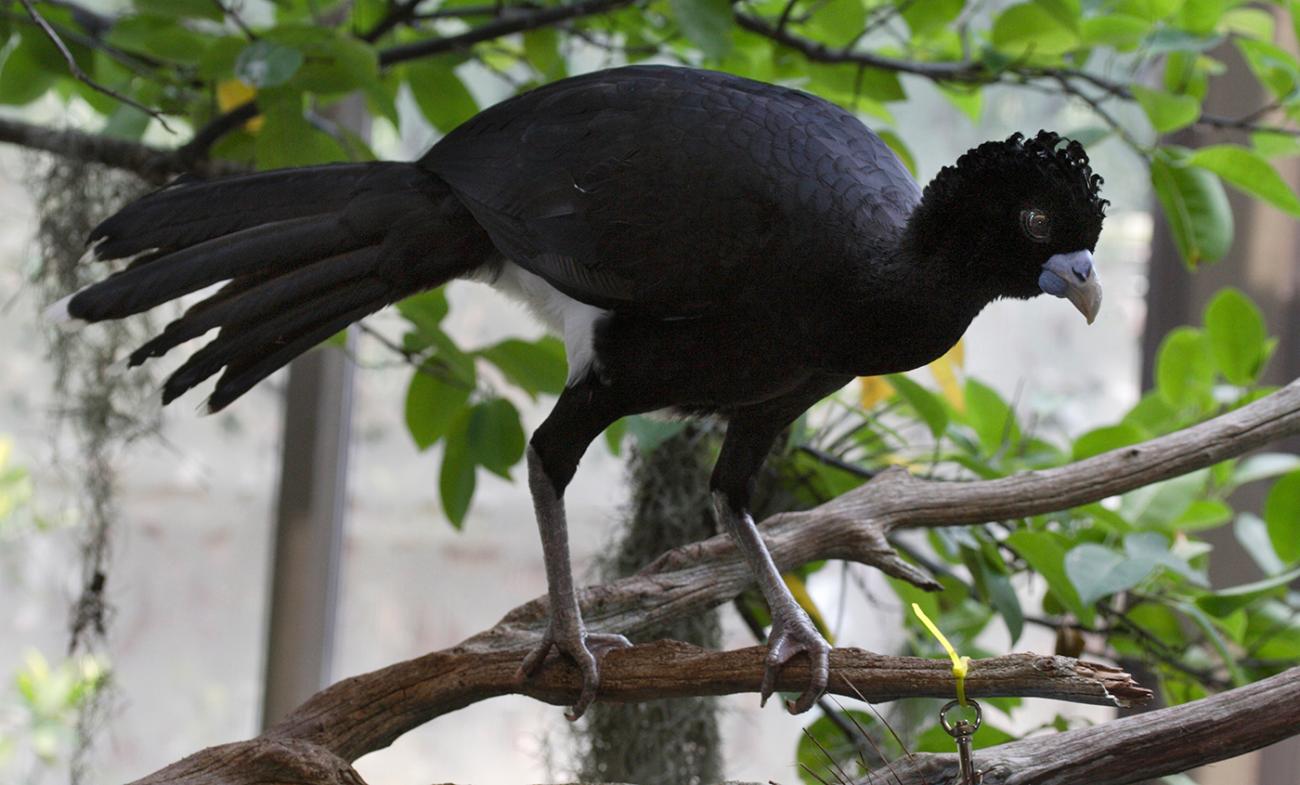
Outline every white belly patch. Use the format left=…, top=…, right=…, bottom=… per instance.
left=469, top=260, right=607, bottom=386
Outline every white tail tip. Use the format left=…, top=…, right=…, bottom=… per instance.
left=44, top=293, right=85, bottom=326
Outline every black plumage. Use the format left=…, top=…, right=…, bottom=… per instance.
left=54, top=65, right=1106, bottom=718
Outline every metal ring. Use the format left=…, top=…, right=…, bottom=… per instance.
left=939, top=699, right=982, bottom=736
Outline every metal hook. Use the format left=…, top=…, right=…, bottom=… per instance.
left=939, top=699, right=983, bottom=785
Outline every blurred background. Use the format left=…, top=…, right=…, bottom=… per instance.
left=1, top=1, right=1298, bottom=784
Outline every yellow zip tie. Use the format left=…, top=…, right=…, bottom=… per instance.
left=911, top=603, right=971, bottom=706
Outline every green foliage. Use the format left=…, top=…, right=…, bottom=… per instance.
left=8, top=0, right=1300, bottom=769
left=792, top=289, right=1296, bottom=755
left=1, top=648, right=107, bottom=778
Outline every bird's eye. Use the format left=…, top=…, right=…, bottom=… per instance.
left=1021, top=208, right=1051, bottom=241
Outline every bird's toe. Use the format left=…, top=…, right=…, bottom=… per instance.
left=760, top=610, right=832, bottom=713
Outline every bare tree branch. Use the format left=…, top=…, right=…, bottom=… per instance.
left=16, top=0, right=176, bottom=132
left=888, top=665, right=1300, bottom=785
left=121, top=380, right=1300, bottom=785
left=0, top=115, right=245, bottom=181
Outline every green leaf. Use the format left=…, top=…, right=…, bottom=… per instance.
left=466, top=399, right=526, bottom=479
left=0, top=34, right=62, bottom=106
left=963, top=379, right=1020, bottom=453
left=1080, top=14, right=1151, bottom=49
left=992, top=1, right=1081, bottom=57
left=477, top=337, right=567, bottom=398
left=1177, top=0, right=1228, bottom=34
left=1195, top=565, right=1300, bottom=616
left=1131, top=85, right=1200, bottom=133
left=1235, top=513, right=1286, bottom=576
left=236, top=41, right=305, bottom=88
left=1116, top=0, right=1183, bottom=21
left=1171, top=498, right=1232, bottom=530
left=1264, top=470, right=1300, bottom=562
left=440, top=409, right=476, bottom=527
left=1150, top=153, right=1233, bottom=266
left=603, top=417, right=629, bottom=455
left=1072, top=423, right=1145, bottom=461
left=1187, top=144, right=1300, bottom=216
left=1121, top=468, right=1209, bottom=529
left=887, top=374, right=948, bottom=438
left=107, top=15, right=212, bottom=65
left=1231, top=453, right=1300, bottom=487
left=903, top=0, right=963, bottom=36
left=808, top=0, right=867, bottom=47
left=405, top=370, right=471, bottom=450
left=134, top=0, right=225, bottom=20
left=857, top=68, right=906, bottom=103
left=524, top=28, right=566, bottom=80
left=397, top=289, right=450, bottom=335
left=1006, top=530, right=1090, bottom=622
left=1125, top=531, right=1207, bottom=586
left=1154, top=327, right=1214, bottom=409
left=670, top=0, right=734, bottom=59
left=1236, top=37, right=1299, bottom=98
left=1203, top=287, right=1270, bottom=385
left=263, top=27, right=379, bottom=94
left=407, top=56, right=479, bottom=133
left=1065, top=543, right=1157, bottom=606
left=983, top=565, right=1024, bottom=644
left=1251, top=130, right=1300, bottom=159
left=254, top=93, right=348, bottom=168
left=1220, top=7, right=1274, bottom=40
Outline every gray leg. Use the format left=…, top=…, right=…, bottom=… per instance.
left=713, top=491, right=830, bottom=713
left=518, top=445, right=631, bottom=720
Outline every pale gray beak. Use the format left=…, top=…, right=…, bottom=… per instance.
left=1039, top=249, right=1102, bottom=324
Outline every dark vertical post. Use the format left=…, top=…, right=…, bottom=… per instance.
left=260, top=96, right=368, bottom=728
left=260, top=343, right=355, bottom=728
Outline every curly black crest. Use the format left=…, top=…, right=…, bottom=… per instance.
left=921, top=129, right=1109, bottom=225
left=1013, top=130, right=1108, bottom=219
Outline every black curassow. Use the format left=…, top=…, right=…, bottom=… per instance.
left=52, top=65, right=1105, bottom=719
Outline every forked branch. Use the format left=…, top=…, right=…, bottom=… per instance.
left=123, top=380, right=1300, bottom=785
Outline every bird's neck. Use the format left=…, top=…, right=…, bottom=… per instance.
left=813, top=235, right=992, bottom=376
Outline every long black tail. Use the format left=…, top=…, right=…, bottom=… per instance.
left=58, top=162, right=492, bottom=412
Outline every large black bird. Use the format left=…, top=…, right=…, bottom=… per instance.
left=51, top=65, right=1105, bottom=719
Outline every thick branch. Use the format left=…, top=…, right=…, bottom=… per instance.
left=0, top=115, right=245, bottom=181
left=187, top=666, right=1293, bottom=785
left=123, top=382, right=1300, bottom=785
left=130, top=647, right=1143, bottom=785
left=888, top=665, right=1300, bottom=785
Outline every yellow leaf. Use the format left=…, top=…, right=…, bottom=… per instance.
left=783, top=573, right=834, bottom=644
left=929, top=339, right=965, bottom=412
left=0, top=437, right=10, bottom=470
left=858, top=376, right=894, bottom=409
left=216, top=79, right=263, bottom=132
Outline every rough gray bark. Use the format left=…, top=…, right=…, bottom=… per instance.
left=121, top=380, right=1300, bottom=785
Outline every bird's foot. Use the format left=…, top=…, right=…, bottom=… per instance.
left=761, top=606, right=831, bottom=714
left=517, top=621, right=632, bottom=721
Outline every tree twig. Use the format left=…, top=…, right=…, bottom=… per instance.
left=17, top=0, right=176, bottom=133
left=121, top=380, right=1300, bottom=785
left=0, top=115, right=244, bottom=182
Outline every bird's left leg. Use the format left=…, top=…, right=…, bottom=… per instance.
left=518, top=388, right=630, bottom=720
left=712, top=417, right=830, bottom=713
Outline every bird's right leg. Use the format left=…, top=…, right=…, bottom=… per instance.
left=518, top=390, right=630, bottom=720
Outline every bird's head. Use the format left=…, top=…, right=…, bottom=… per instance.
left=908, top=130, right=1107, bottom=323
